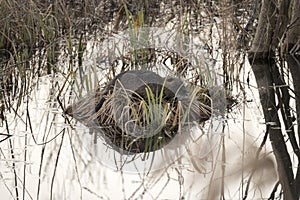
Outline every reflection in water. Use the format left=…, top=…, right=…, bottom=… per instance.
left=0, top=71, right=276, bottom=199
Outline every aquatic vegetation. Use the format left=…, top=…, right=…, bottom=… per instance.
left=66, top=70, right=211, bottom=154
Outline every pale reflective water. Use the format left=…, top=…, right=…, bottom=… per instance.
left=0, top=27, right=277, bottom=200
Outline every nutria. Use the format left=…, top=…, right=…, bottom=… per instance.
left=94, top=70, right=189, bottom=112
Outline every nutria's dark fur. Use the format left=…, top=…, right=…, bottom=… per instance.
left=94, top=70, right=188, bottom=112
